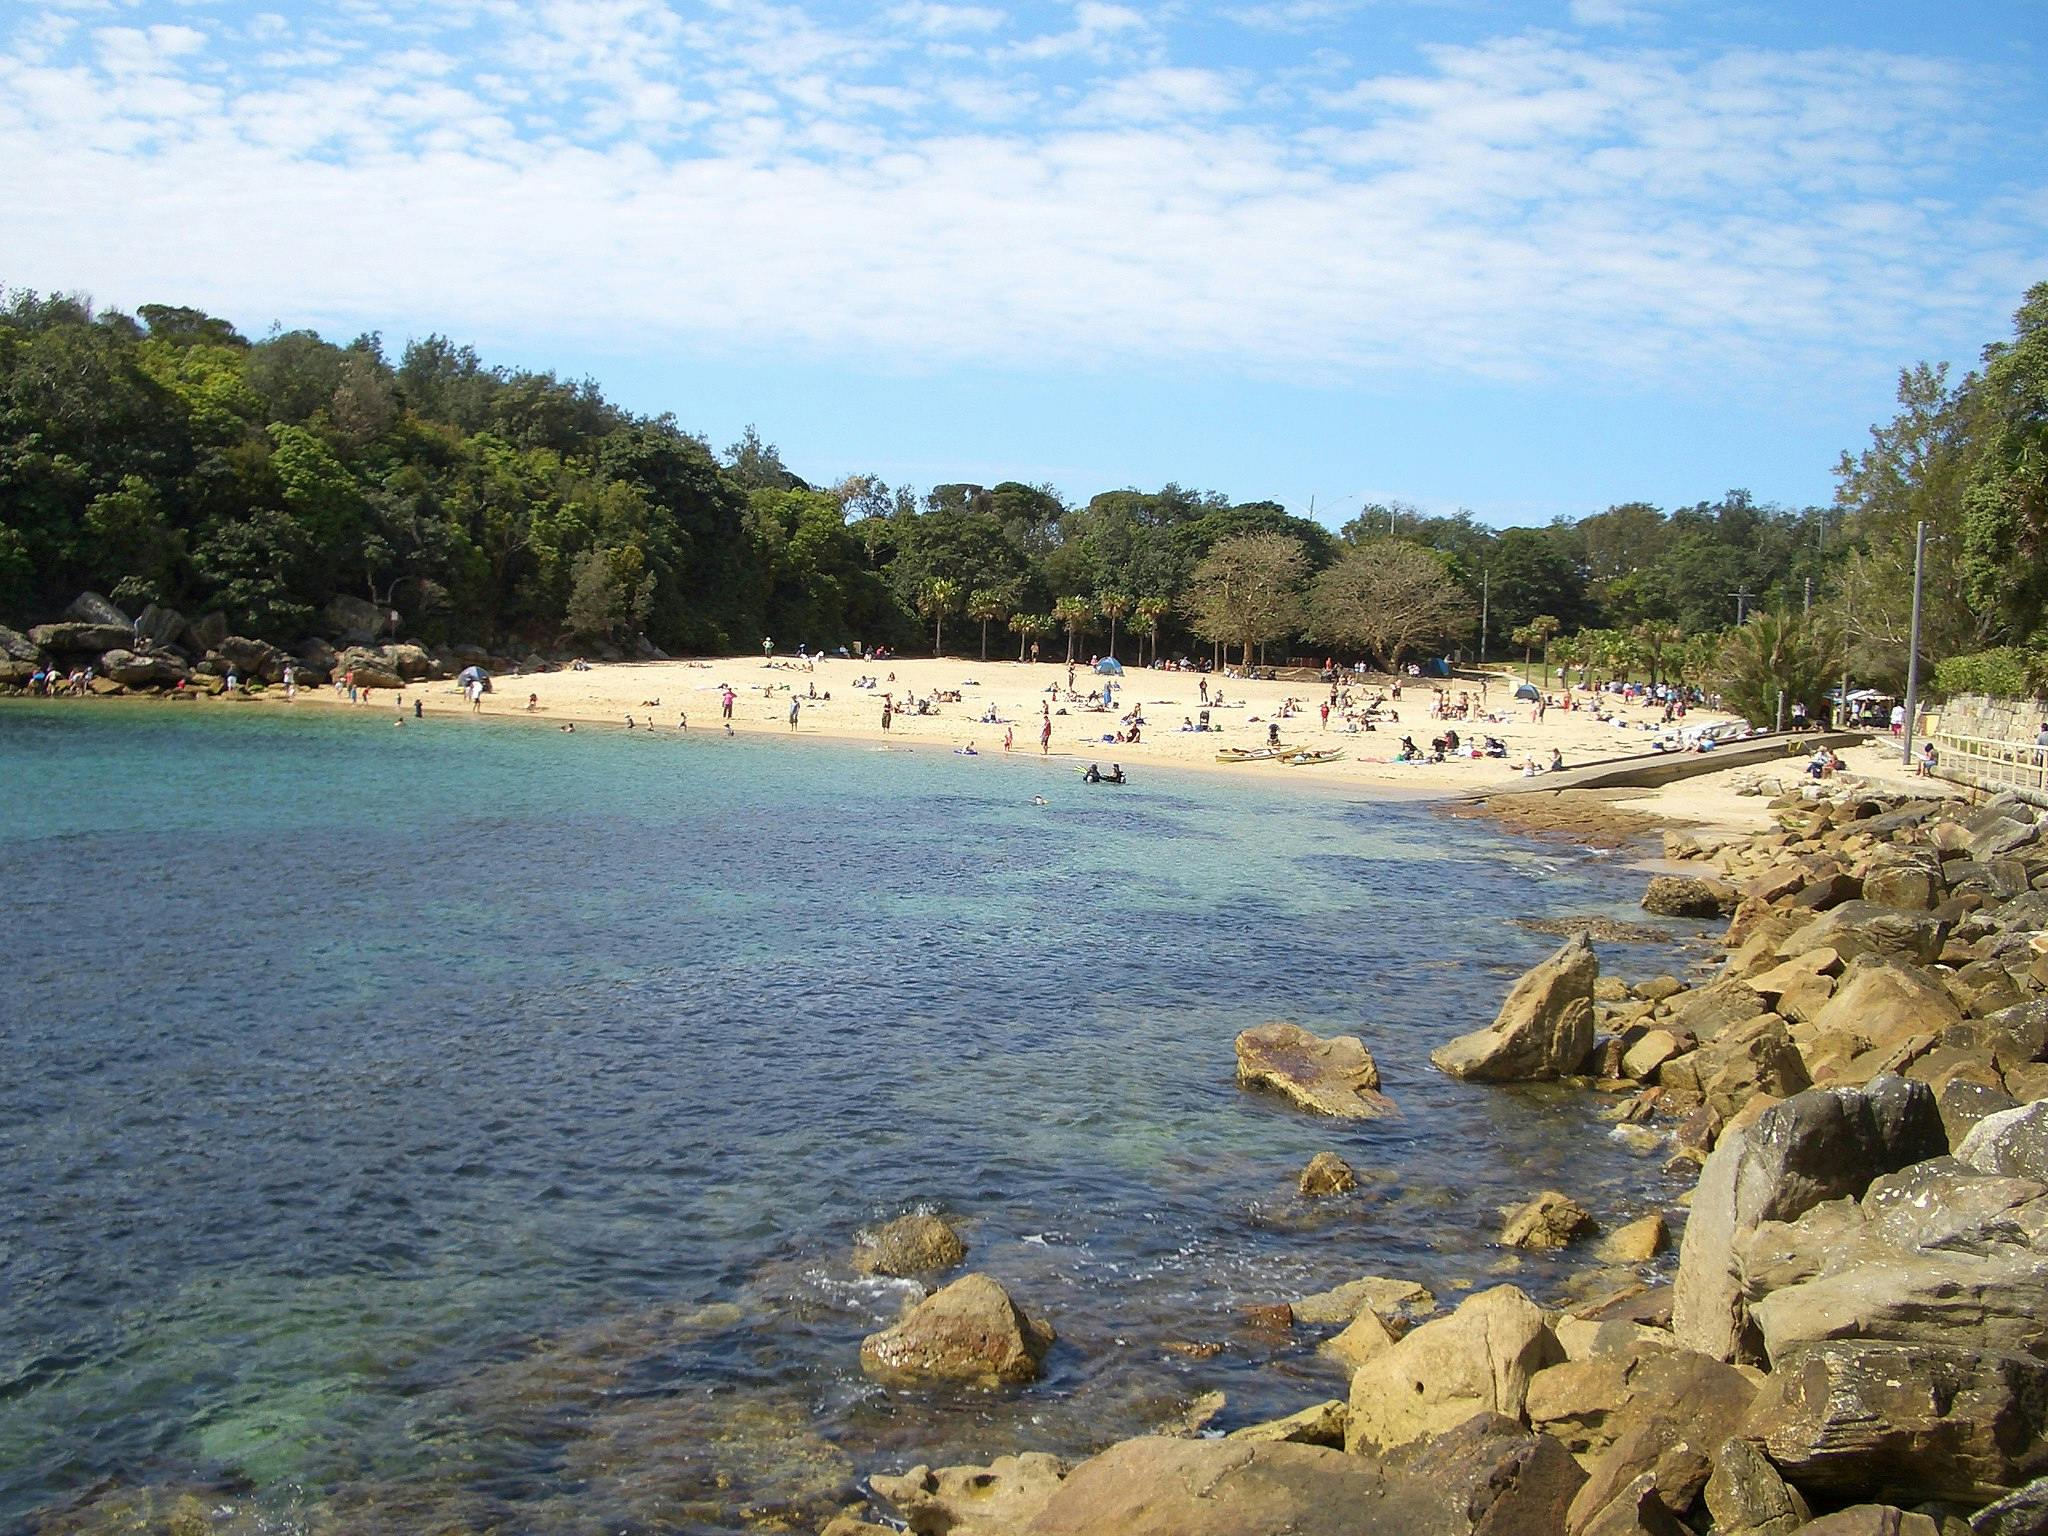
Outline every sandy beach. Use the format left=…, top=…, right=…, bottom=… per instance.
left=297, top=652, right=1761, bottom=798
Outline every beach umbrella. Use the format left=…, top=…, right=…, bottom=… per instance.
left=1095, top=657, right=1125, bottom=675
left=458, top=665, right=488, bottom=685
left=1514, top=682, right=1541, bottom=700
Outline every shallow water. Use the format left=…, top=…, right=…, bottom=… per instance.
left=0, top=703, right=1700, bottom=1534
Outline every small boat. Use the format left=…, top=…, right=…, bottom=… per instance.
left=1282, top=748, right=1345, bottom=766
left=1217, top=746, right=1286, bottom=763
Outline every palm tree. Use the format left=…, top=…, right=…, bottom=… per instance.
left=1098, top=591, right=1132, bottom=661
left=1009, top=609, right=1044, bottom=663
left=1511, top=615, right=1560, bottom=684
left=1052, top=596, right=1092, bottom=663
left=967, top=588, right=1009, bottom=662
left=1135, top=596, right=1171, bottom=665
left=1631, top=620, right=1683, bottom=685
left=919, top=577, right=961, bottom=657
left=1549, top=633, right=1585, bottom=689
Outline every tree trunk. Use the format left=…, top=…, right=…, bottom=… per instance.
left=1019, top=630, right=1027, bottom=662
left=980, top=619, right=989, bottom=662
left=934, top=616, right=943, bottom=656
left=1108, top=618, right=1118, bottom=660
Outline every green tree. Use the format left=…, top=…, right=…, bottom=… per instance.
left=1184, top=532, right=1307, bottom=669
left=1052, top=595, right=1092, bottom=663
left=1960, top=282, right=2048, bottom=642
left=919, top=576, right=961, bottom=656
left=564, top=544, right=655, bottom=643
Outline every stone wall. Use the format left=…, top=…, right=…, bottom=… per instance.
left=1935, top=693, right=2048, bottom=746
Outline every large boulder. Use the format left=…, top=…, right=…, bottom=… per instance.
left=216, top=635, right=277, bottom=674
left=324, top=592, right=395, bottom=643
left=1527, top=1345, right=1754, bottom=1465
left=132, top=603, right=185, bottom=647
left=1703, top=1437, right=1809, bottom=1536
left=334, top=647, right=405, bottom=690
left=1671, top=1077, right=1946, bottom=1362
left=1735, top=1157, right=2048, bottom=1363
left=1431, top=934, right=1597, bottom=1082
left=1561, top=1350, right=1760, bottom=1532
left=97, top=648, right=188, bottom=687
left=1795, top=957, right=1964, bottom=1086
left=858, top=1273, right=1053, bottom=1387
left=1235, top=1022, right=1395, bottom=1117
left=186, top=610, right=228, bottom=652
left=1959, top=1102, right=2048, bottom=1184
left=1025, top=1417, right=1585, bottom=1536
left=1346, top=1285, right=1559, bottom=1453
left=870, top=1451, right=1066, bottom=1535
left=63, top=590, right=130, bottom=627
left=853, top=1212, right=967, bottom=1278
left=1860, top=851, right=1946, bottom=911
left=0, top=625, right=38, bottom=661
left=1642, top=876, right=1737, bottom=918
left=29, top=621, right=132, bottom=654
left=1745, top=1340, right=2048, bottom=1505
left=1781, top=902, right=1948, bottom=966
left=1968, top=1476, right=2048, bottom=1536
left=1660, top=1013, right=1810, bottom=1118
left=385, top=641, right=436, bottom=681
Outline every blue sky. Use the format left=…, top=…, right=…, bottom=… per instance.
left=2, top=1, right=2042, bottom=527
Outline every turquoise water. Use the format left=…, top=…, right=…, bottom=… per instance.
left=0, top=703, right=1691, bottom=1534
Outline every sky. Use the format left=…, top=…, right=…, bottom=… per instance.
left=1, top=0, right=2043, bottom=529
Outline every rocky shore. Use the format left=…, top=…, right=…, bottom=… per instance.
left=819, top=777, right=2048, bottom=1535
left=0, top=589, right=638, bottom=697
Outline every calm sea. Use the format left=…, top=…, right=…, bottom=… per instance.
left=0, top=703, right=1694, bottom=1535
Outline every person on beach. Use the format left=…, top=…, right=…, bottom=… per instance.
left=413, top=699, right=422, bottom=719
left=1004, top=726, right=1014, bottom=751
left=789, top=696, right=801, bottom=728
left=471, top=684, right=483, bottom=716
left=763, top=636, right=774, bottom=658
left=678, top=711, right=688, bottom=730
left=527, top=693, right=539, bottom=711
left=1040, top=717, right=1052, bottom=755
left=882, top=697, right=893, bottom=730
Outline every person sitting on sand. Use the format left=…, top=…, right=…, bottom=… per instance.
left=527, top=693, right=539, bottom=711
left=1550, top=747, right=1566, bottom=771
left=1267, top=722, right=1281, bottom=747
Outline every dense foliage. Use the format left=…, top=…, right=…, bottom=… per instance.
left=1, top=280, right=2041, bottom=691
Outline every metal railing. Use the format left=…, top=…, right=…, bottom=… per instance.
left=1929, top=729, right=2048, bottom=806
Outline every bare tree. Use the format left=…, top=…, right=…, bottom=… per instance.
left=1306, top=541, right=1475, bottom=672
left=1184, top=533, right=1308, bottom=669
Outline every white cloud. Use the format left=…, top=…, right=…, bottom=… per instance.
left=0, top=1, right=2037, bottom=399
left=886, top=3, right=1005, bottom=36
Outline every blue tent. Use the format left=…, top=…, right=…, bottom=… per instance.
left=1514, top=682, right=1541, bottom=700
left=1095, top=657, right=1125, bottom=675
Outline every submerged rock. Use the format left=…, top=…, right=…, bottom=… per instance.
left=1297, top=1151, right=1358, bottom=1197
left=1500, top=1190, right=1596, bottom=1250
left=869, top=1450, right=1066, bottom=1534
left=1234, top=1022, right=1395, bottom=1118
left=853, top=1212, right=967, bottom=1278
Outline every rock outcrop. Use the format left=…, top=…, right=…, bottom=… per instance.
left=1345, top=1285, right=1558, bottom=1453
left=1432, top=933, right=1597, bottom=1082
left=1297, top=1151, right=1358, bottom=1197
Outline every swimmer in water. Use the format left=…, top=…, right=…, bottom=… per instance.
left=1030, top=794, right=1048, bottom=805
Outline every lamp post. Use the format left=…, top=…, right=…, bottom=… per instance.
left=1902, top=519, right=1927, bottom=766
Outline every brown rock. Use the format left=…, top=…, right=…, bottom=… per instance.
left=1745, top=1340, right=2048, bottom=1505
left=1600, top=1212, right=1668, bottom=1264
left=1346, top=1285, right=1559, bottom=1452
left=1291, top=1275, right=1435, bottom=1326
left=853, top=1212, right=968, bottom=1277
left=1703, top=1436, right=1809, bottom=1536
left=1320, top=1305, right=1397, bottom=1370
left=1432, top=933, right=1598, bottom=1083
left=1236, top=1022, right=1395, bottom=1117
left=1225, top=1399, right=1348, bottom=1448
left=1501, top=1190, right=1597, bottom=1250
left=871, top=1451, right=1067, bottom=1535
left=1298, top=1151, right=1358, bottom=1197
left=858, top=1273, right=1054, bottom=1387
left=1643, top=876, right=1738, bottom=918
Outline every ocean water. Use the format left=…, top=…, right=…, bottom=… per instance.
left=0, top=702, right=1699, bottom=1534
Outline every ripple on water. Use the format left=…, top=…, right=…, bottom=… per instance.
left=0, top=704, right=1686, bottom=1533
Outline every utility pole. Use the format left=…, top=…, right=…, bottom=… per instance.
left=1803, top=576, right=1812, bottom=617
left=1480, top=570, right=1489, bottom=667
left=1730, top=589, right=1755, bottom=625
left=1903, top=519, right=1927, bottom=765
